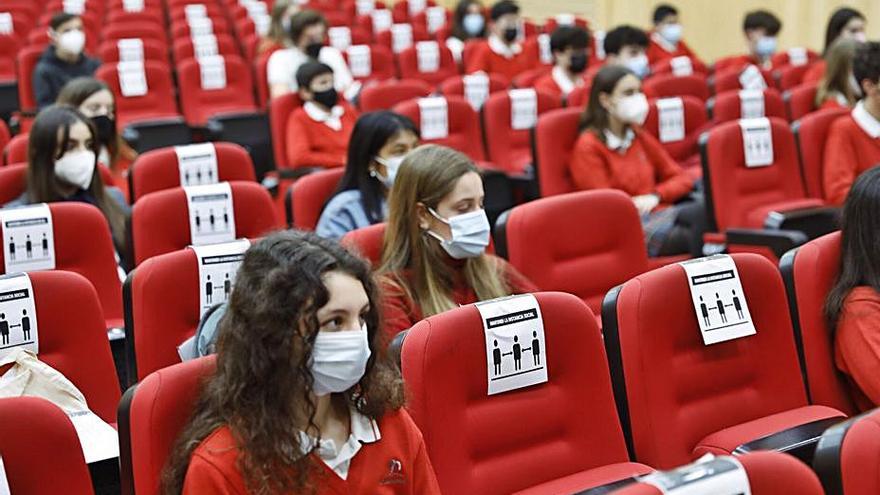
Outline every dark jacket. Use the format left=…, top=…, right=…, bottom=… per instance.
left=32, top=46, right=101, bottom=110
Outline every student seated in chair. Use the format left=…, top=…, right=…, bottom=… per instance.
left=815, top=39, right=860, bottom=111
left=164, top=231, right=442, bottom=494
left=569, top=65, right=705, bottom=257
left=714, top=9, right=782, bottom=72
left=378, top=144, right=538, bottom=339
left=826, top=167, right=880, bottom=412
left=285, top=62, right=360, bottom=169
left=583, top=25, right=650, bottom=84
left=32, top=13, right=101, bottom=110
left=446, top=0, right=488, bottom=63
left=823, top=41, right=880, bottom=206
left=646, top=3, right=701, bottom=66
left=803, top=7, right=867, bottom=85
left=316, top=111, right=419, bottom=240
left=465, top=0, right=537, bottom=81
left=534, top=25, right=590, bottom=101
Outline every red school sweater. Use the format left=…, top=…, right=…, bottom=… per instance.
left=465, top=41, right=538, bottom=82
left=646, top=35, right=700, bottom=65
left=834, top=286, right=880, bottom=412
left=822, top=114, right=880, bottom=205
left=284, top=104, right=359, bottom=169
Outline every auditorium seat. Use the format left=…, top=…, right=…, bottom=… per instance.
left=254, top=46, right=280, bottom=108
left=375, top=24, right=431, bottom=53
left=171, top=34, right=240, bottom=62
left=95, top=60, right=183, bottom=129
left=391, top=0, right=437, bottom=23
left=511, top=66, right=552, bottom=89
left=170, top=19, right=232, bottom=41
left=410, top=7, right=452, bottom=36
left=482, top=89, right=561, bottom=175
left=285, top=167, right=345, bottom=230
left=2, top=132, right=26, bottom=165
left=814, top=408, right=880, bottom=495
left=649, top=56, right=709, bottom=76
left=402, top=291, right=653, bottom=494
left=268, top=92, right=303, bottom=170
left=709, top=88, right=786, bottom=123
left=780, top=232, right=858, bottom=415
left=603, top=253, right=846, bottom=469
left=15, top=45, right=44, bottom=114
left=566, top=84, right=591, bottom=107
left=102, top=22, right=168, bottom=47
left=531, top=107, right=581, bottom=197
left=641, top=95, right=708, bottom=164
left=106, top=8, right=165, bottom=26
left=176, top=55, right=259, bottom=126
left=711, top=65, right=774, bottom=95
left=439, top=73, right=510, bottom=105
left=775, top=64, right=812, bottom=91
left=358, top=78, right=432, bottom=112
left=785, top=83, right=820, bottom=122
left=792, top=107, right=850, bottom=199
left=340, top=222, right=386, bottom=266
left=342, top=44, right=398, bottom=83
left=771, top=48, right=821, bottom=70
left=98, top=37, right=168, bottom=64
left=397, top=41, right=459, bottom=86
left=543, top=14, right=589, bottom=33
left=392, top=95, right=486, bottom=161
left=642, top=73, right=710, bottom=102
left=0, top=162, right=115, bottom=205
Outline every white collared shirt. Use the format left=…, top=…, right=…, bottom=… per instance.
left=551, top=65, right=583, bottom=96
left=650, top=31, right=677, bottom=54
left=852, top=100, right=880, bottom=139
left=267, top=45, right=355, bottom=96
left=604, top=128, right=636, bottom=153
left=304, top=101, right=346, bottom=131
left=488, top=34, right=522, bottom=59
left=298, top=407, right=382, bottom=480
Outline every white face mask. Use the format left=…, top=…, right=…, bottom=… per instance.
left=623, top=53, right=650, bottom=78
left=426, top=207, right=491, bottom=259
left=373, top=154, right=406, bottom=188
left=54, top=149, right=96, bottom=190
left=309, top=324, right=371, bottom=396
left=613, top=92, right=650, bottom=125
left=853, top=32, right=868, bottom=43
left=57, top=29, right=86, bottom=55
left=659, top=23, right=683, bottom=45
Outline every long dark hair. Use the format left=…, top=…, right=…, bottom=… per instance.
left=56, top=77, right=125, bottom=165
left=451, top=0, right=485, bottom=41
left=579, top=65, right=634, bottom=142
left=329, top=111, right=418, bottom=224
left=825, top=167, right=880, bottom=330
left=27, top=105, right=127, bottom=249
left=823, top=7, right=865, bottom=55
left=162, top=230, right=404, bottom=495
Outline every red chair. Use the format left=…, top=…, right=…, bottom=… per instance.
left=131, top=181, right=279, bottom=265
left=532, top=107, right=581, bottom=197
left=102, top=22, right=168, bottom=46
left=780, top=232, right=858, bottom=415
left=792, top=107, right=849, bottom=200
left=775, top=64, right=812, bottom=91
left=0, top=119, right=9, bottom=156
left=397, top=41, right=459, bottom=86
left=285, top=167, right=345, bottom=230
left=15, top=45, right=44, bottom=113
left=710, top=88, right=786, bottom=124
left=642, top=95, right=708, bottom=163
left=375, top=23, right=431, bottom=53
left=495, top=190, right=688, bottom=316
left=711, top=65, right=774, bottom=95
left=359, top=78, right=432, bottom=112
left=543, top=14, right=589, bottom=33
left=168, top=3, right=226, bottom=23
left=392, top=95, right=485, bottom=161
left=340, top=222, right=385, bottom=266
left=254, top=46, right=280, bottom=108
left=343, top=44, right=397, bottom=83
left=410, top=6, right=451, bottom=36
left=130, top=142, right=257, bottom=202
left=326, top=25, right=372, bottom=51
left=2, top=133, right=27, bottom=165
left=170, top=19, right=231, bottom=40
left=0, top=162, right=115, bottom=204
left=98, top=37, right=168, bottom=64
left=771, top=48, right=820, bottom=70
left=512, top=66, right=552, bottom=88
left=119, top=356, right=216, bottom=495
left=171, top=34, right=241, bottom=63
left=95, top=61, right=182, bottom=129
left=390, top=0, right=437, bottom=23
left=0, top=397, right=94, bottom=495
left=105, top=8, right=165, bottom=26
left=649, top=55, right=709, bottom=76
left=642, top=73, right=710, bottom=102
left=482, top=88, right=561, bottom=174
left=402, top=291, right=653, bottom=493
left=785, top=82, right=820, bottom=122
left=439, top=73, right=509, bottom=101
left=603, top=253, right=846, bottom=468
left=814, top=408, right=880, bottom=495
left=610, top=452, right=824, bottom=495
left=522, top=35, right=554, bottom=69
left=268, top=92, right=303, bottom=170
left=566, top=84, right=591, bottom=107
left=176, top=55, right=258, bottom=126
left=0, top=35, right=21, bottom=81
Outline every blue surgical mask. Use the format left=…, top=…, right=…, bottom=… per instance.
left=659, top=23, right=682, bottom=45
left=462, top=13, right=484, bottom=37
left=755, top=36, right=777, bottom=58
left=623, top=53, right=650, bottom=78
left=426, top=207, right=490, bottom=259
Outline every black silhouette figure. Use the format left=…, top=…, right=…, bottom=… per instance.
left=513, top=336, right=522, bottom=371
left=205, top=275, right=213, bottom=304
left=699, top=296, right=710, bottom=326
left=184, top=170, right=191, bottom=184
left=21, top=309, right=30, bottom=341
left=196, top=169, right=203, bottom=182
left=41, top=233, right=48, bottom=256
left=732, top=289, right=743, bottom=319
left=25, top=235, right=32, bottom=259
left=209, top=209, right=216, bottom=231
left=716, top=292, right=727, bottom=324
left=492, top=340, right=501, bottom=375
left=223, top=208, right=229, bottom=228
left=207, top=168, right=214, bottom=181
left=195, top=213, right=202, bottom=231
left=0, top=313, right=7, bottom=345
left=531, top=331, right=540, bottom=365
left=223, top=273, right=231, bottom=298
left=8, top=236, right=15, bottom=261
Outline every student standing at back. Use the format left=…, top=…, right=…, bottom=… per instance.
left=534, top=26, right=590, bottom=101
left=32, top=13, right=101, bottom=110
left=803, top=7, right=867, bottom=85
left=714, top=10, right=782, bottom=72
left=646, top=4, right=701, bottom=66
left=465, top=0, right=537, bottom=81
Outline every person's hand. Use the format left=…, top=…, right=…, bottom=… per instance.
left=633, top=194, right=661, bottom=216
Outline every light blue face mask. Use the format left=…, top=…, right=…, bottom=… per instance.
left=462, top=13, right=485, bottom=36
left=755, top=36, right=777, bottom=58
left=426, top=207, right=490, bottom=259
left=659, top=23, right=682, bottom=45
left=623, top=53, right=650, bottom=79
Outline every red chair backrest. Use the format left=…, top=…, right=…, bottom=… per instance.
left=95, top=60, right=180, bottom=126
left=543, top=14, right=589, bottom=33
left=482, top=89, right=561, bottom=174
left=170, top=19, right=231, bottom=40
left=642, top=95, right=708, bottom=162
left=98, top=37, right=168, bottom=64
left=176, top=55, right=258, bottom=125
left=566, top=83, right=591, bottom=107
left=438, top=73, right=509, bottom=99
left=712, top=65, right=774, bottom=94
left=392, top=95, right=486, bottom=161
left=402, top=291, right=634, bottom=494
left=397, top=41, right=460, bottom=86
left=390, top=0, right=437, bottom=23
left=131, top=181, right=279, bottom=265
left=130, top=142, right=257, bottom=202
left=785, top=82, right=819, bottom=123
left=775, top=64, right=812, bottom=91
left=269, top=92, right=303, bottom=169
left=16, top=46, right=44, bottom=112
left=710, top=89, right=786, bottom=124
left=171, top=34, right=240, bottom=63
left=511, top=66, right=551, bottom=88
left=255, top=46, right=280, bottom=108
left=649, top=56, right=709, bottom=76
left=288, top=168, right=345, bottom=230
left=0, top=120, right=9, bottom=157
left=814, top=408, right=880, bottom=495
left=375, top=24, right=431, bottom=53
left=533, top=107, right=582, bottom=197
left=794, top=107, right=849, bottom=199
left=0, top=36, right=21, bottom=80
left=2, top=133, right=27, bottom=165
left=643, top=73, right=710, bottom=102
left=102, top=22, right=167, bottom=45
left=343, top=44, right=398, bottom=83
left=771, top=48, right=820, bottom=70
left=521, top=35, right=553, bottom=69
left=0, top=397, right=94, bottom=495
left=359, top=78, right=434, bottom=113
left=105, top=8, right=165, bottom=26
left=340, top=222, right=386, bottom=266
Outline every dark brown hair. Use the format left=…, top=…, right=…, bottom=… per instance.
left=288, top=9, right=326, bottom=45
left=579, top=64, right=634, bottom=142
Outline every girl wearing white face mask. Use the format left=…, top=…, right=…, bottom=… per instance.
left=378, top=145, right=538, bottom=338
left=4, top=105, right=128, bottom=252
left=316, top=111, right=420, bottom=240
left=571, top=65, right=706, bottom=257
left=447, top=0, right=487, bottom=62
left=804, top=7, right=868, bottom=86
left=816, top=39, right=860, bottom=110
left=32, top=13, right=101, bottom=110
left=166, top=231, right=441, bottom=494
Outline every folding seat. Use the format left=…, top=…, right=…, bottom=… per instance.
left=392, top=94, right=486, bottom=161
left=95, top=60, right=183, bottom=129
left=105, top=8, right=165, bottom=26
left=792, top=107, right=849, bottom=199
left=531, top=107, right=581, bottom=197
left=285, top=167, right=345, bottom=229
left=771, top=48, right=820, bottom=70
left=814, top=408, right=880, bottom=495
left=402, top=291, right=653, bottom=494
left=566, top=84, right=591, bottom=107
left=543, top=13, right=589, bottom=33
left=375, top=23, right=431, bottom=54
left=358, top=78, right=432, bottom=112
left=439, top=73, right=509, bottom=100
left=119, top=356, right=216, bottom=495
left=326, top=25, right=372, bottom=51
left=0, top=35, right=20, bottom=81
left=397, top=40, right=460, bottom=86
left=775, top=64, right=812, bottom=92
left=603, top=252, right=847, bottom=469
left=785, top=82, right=820, bottom=122
left=341, top=0, right=387, bottom=19
left=779, top=232, right=858, bottom=415
left=521, top=35, right=554, bottom=70
left=711, top=65, right=774, bottom=95
left=494, top=190, right=688, bottom=317
left=649, top=55, right=709, bottom=77
left=511, top=66, right=552, bottom=88
left=98, top=38, right=168, bottom=64
left=709, top=88, right=786, bottom=124
left=15, top=46, right=45, bottom=114
left=268, top=92, right=303, bottom=170
left=102, top=22, right=168, bottom=46
left=481, top=88, right=560, bottom=174
left=171, top=34, right=241, bottom=63
left=642, top=73, right=710, bottom=102
left=610, top=451, right=824, bottom=495
left=2, top=132, right=27, bottom=165
left=642, top=95, right=708, bottom=164
left=391, top=0, right=437, bottom=23
left=130, top=181, right=279, bottom=265
left=176, top=55, right=258, bottom=127
left=0, top=397, right=94, bottom=495
left=0, top=162, right=116, bottom=204
left=0, top=7, right=36, bottom=33
left=410, top=6, right=452, bottom=37
left=130, top=142, right=257, bottom=202
left=342, top=44, right=397, bottom=84
left=170, top=19, right=232, bottom=41
left=340, top=222, right=386, bottom=266
left=254, top=46, right=281, bottom=108
left=168, top=3, right=226, bottom=23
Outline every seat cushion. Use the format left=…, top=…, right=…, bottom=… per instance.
left=512, top=462, right=653, bottom=495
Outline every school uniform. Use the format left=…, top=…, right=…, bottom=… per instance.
left=713, top=54, right=774, bottom=72
left=646, top=32, right=700, bottom=65
left=285, top=102, right=359, bottom=169
left=533, top=66, right=584, bottom=100
left=465, top=35, right=538, bottom=82
left=267, top=45, right=357, bottom=99
left=834, top=286, right=880, bottom=412
left=183, top=408, right=442, bottom=494
left=822, top=101, right=880, bottom=205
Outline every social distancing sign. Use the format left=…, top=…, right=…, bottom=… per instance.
left=184, top=182, right=236, bottom=246
left=670, top=56, right=693, bottom=76
left=739, top=117, right=774, bottom=168
left=190, top=239, right=250, bottom=317
left=416, top=41, right=440, bottom=73
left=175, top=142, right=219, bottom=187
left=477, top=294, right=547, bottom=395
left=418, top=97, right=449, bottom=139
left=510, top=88, right=538, bottom=130
left=117, top=38, right=144, bottom=62
left=117, top=61, right=148, bottom=97
left=739, top=89, right=765, bottom=119
left=638, top=455, right=752, bottom=495
left=0, top=274, right=38, bottom=360
left=67, top=410, right=121, bottom=464
left=0, top=204, right=55, bottom=274
left=680, top=255, right=756, bottom=345
left=463, top=73, right=490, bottom=110
left=738, top=65, right=766, bottom=91
left=657, top=97, right=685, bottom=143
left=0, top=456, right=9, bottom=495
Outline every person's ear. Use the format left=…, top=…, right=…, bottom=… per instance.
left=298, top=88, right=312, bottom=101
left=863, top=79, right=878, bottom=98
left=598, top=91, right=613, bottom=112
left=416, top=202, right=431, bottom=230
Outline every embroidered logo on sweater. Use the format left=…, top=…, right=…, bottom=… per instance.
left=380, top=458, right=406, bottom=485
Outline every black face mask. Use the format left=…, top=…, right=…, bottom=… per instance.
left=502, top=27, right=518, bottom=43
left=312, top=87, right=338, bottom=108
left=90, top=115, right=116, bottom=146
left=305, top=42, right=323, bottom=59
left=568, top=52, right=588, bottom=74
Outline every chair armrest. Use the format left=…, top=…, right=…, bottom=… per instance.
left=726, top=228, right=809, bottom=259
left=764, top=206, right=840, bottom=240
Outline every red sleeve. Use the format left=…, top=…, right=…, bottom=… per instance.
left=638, top=131, right=693, bottom=203
left=465, top=43, right=490, bottom=74
left=380, top=275, right=419, bottom=340
left=823, top=119, right=857, bottom=205
left=836, top=295, right=880, bottom=407
left=285, top=112, right=347, bottom=169
left=569, top=132, right=614, bottom=192
left=182, top=454, right=246, bottom=495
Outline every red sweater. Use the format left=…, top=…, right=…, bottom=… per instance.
left=533, top=73, right=563, bottom=99
left=646, top=35, right=699, bottom=65
left=465, top=41, right=538, bottom=82
left=570, top=128, right=693, bottom=203
left=822, top=114, right=880, bottom=205
left=835, top=286, right=880, bottom=412
left=380, top=255, right=538, bottom=338
left=182, top=409, right=442, bottom=494
left=285, top=104, right=358, bottom=169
